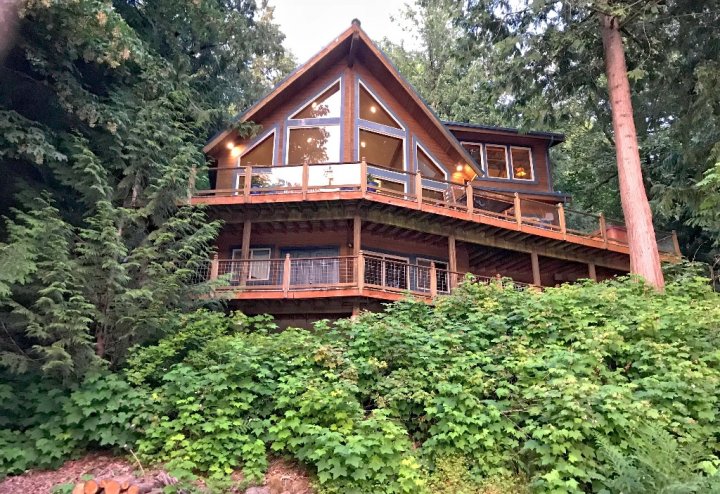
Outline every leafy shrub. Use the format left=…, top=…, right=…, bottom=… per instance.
left=597, top=423, right=720, bottom=493
left=3, top=276, right=720, bottom=494
left=0, top=372, right=149, bottom=475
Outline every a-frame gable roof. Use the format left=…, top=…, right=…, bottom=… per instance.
left=204, top=21, right=483, bottom=176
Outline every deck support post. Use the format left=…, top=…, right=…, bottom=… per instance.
left=599, top=213, right=608, bottom=247
left=353, top=215, right=361, bottom=256
left=531, top=252, right=541, bottom=287
left=514, top=193, right=522, bottom=229
left=243, top=165, right=252, bottom=199
left=210, top=253, right=219, bottom=280
left=465, top=183, right=473, bottom=214
left=671, top=230, right=681, bottom=257
left=415, top=172, right=423, bottom=208
left=430, top=262, right=438, bottom=297
left=360, top=158, right=368, bottom=196
left=240, top=220, right=251, bottom=287
left=448, top=234, right=457, bottom=289
left=588, top=262, right=597, bottom=281
left=557, top=203, right=567, bottom=239
left=351, top=303, right=361, bottom=319
left=357, top=250, right=365, bottom=291
left=302, top=160, right=309, bottom=199
left=282, top=254, right=291, bottom=296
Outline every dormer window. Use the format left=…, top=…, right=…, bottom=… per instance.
left=461, top=142, right=534, bottom=181
left=286, top=79, right=343, bottom=165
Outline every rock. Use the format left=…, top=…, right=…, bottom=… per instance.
left=245, top=487, right=271, bottom=494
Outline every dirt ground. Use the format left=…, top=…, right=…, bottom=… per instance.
left=0, top=454, right=313, bottom=494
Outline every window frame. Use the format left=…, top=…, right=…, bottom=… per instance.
left=483, top=144, right=510, bottom=179
left=357, top=80, right=405, bottom=131
left=357, top=126, right=408, bottom=174
left=284, top=77, right=344, bottom=166
left=234, top=129, right=277, bottom=190
left=231, top=247, right=272, bottom=281
left=509, top=145, right=535, bottom=181
left=415, top=142, right=448, bottom=181
left=284, top=124, right=343, bottom=166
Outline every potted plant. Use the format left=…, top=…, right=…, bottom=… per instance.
left=367, top=173, right=380, bottom=193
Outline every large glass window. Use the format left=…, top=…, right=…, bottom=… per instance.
left=510, top=147, right=533, bottom=180
left=485, top=145, right=509, bottom=178
left=291, top=82, right=341, bottom=119
left=240, top=132, right=274, bottom=167
left=359, top=129, right=404, bottom=171
left=416, top=146, right=445, bottom=180
left=359, top=84, right=402, bottom=129
left=287, top=126, right=341, bottom=164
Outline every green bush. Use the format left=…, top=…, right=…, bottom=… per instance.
left=0, top=371, right=149, bottom=474
left=3, top=276, right=719, bottom=493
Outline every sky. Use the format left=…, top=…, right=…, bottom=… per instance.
left=267, top=0, right=419, bottom=63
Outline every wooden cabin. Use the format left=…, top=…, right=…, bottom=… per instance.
left=192, top=21, right=679, bottom=327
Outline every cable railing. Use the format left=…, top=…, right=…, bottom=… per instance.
left=190, top=160, right=681, bottom=257
left=194, top=253, right=531, bottom=298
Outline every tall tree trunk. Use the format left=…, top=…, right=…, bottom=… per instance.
left=600, top=14, right=665, bottom=290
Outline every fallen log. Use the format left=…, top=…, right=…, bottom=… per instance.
left=83, top=479, right=99, bottom=494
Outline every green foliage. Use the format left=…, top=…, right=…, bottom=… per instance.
left=597, top=423, right=720, bottom=493
left=3, top=278, right=719, bottom=492
left=0, top=371, right=149, bottom=475
left=0, top=0, right=292, bottom=375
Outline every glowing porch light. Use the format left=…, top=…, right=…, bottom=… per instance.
left=369, top=105, right=377, bottom=113
left=230, top=147, right=241, bottom=157
left=226, top=142, right=235, bottom=150
left=456, top=164, right=464, bottom=172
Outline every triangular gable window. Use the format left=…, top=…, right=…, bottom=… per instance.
left=240, top=132, right=274, bottom=166
left=359, top=84, right=402, bottom=129
left=417, top=146, right=445, bottom=180
left=291, top=82, right=341, bottom=119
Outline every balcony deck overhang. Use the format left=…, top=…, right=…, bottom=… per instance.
left=190, top=162, right=680, bottom=271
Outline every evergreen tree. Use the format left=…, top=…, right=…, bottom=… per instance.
left=0, top=0, right=289, bottom=377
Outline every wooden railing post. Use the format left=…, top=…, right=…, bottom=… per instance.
left=465, top=183, right=473, bottom=214
left=357, top=251, right=365, bottom=291
left=243, top=165, right=252, bottom=199
left=557, top=202, right=566, bottom=239
left=210, top=253, right=219, bottom=281
left=430, top=262, right=437, bottom=297
left=415, top=171, right=423, bottom=208
left=360, top=158, right=368, bottom=196
left=282, top=254, right=291, bottom=296
left=671, top=230, right=681, bottom=257
left=599, top=213, right=608, bottom=247
left=302, top=160, right=309, bottom=199
left=513, top=192, right=522, bottom=229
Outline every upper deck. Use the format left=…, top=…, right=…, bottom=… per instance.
left=191, top=160, right=680, bottom=262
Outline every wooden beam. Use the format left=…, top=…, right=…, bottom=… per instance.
left=531, top=252, right=541, bottom=286
left=353, top=214, right=361, bottom=255
left=448, top=234, right=457, bottom=288
left=588, top=262, right=597, bottom=281
left=241, top=220, right=251, bottom=259
left=347, top=31, right=359, bottom=67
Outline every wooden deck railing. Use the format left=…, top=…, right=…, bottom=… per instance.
left=191, top=161, right=681, bottom=257
left=194, top=253, right=531, bottom=299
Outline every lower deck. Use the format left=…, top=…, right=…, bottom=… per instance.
left=198, top=216, right=628, bottom=314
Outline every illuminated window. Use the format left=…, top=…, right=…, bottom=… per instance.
left=291, top=82, right=341, bottom=119
left=485, top=145, right=509, bottom=178
left=510, top=147, right=533, bottom=180
left=240, top=132, right=274, bottom=167
left=359, top=84, right=402, bottom=129
left=287, top=126, right=341, bottom=164
left=359, top=129, right=404, bottom=171
left=416, top=146, right=445, bottom=180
